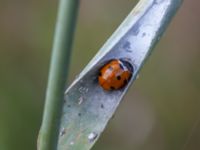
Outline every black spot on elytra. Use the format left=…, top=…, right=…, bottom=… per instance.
left=117, top=76, right=121, bottom=80
left=98, top=72, right=102, bottom=76
left=124, top=80, right=128, bottom=85
left=110, top=86, right=115, bottom=90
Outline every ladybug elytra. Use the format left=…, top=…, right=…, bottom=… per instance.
left=98, top=59, right=133, bottom=90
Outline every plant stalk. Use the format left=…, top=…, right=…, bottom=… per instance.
left=37, top=0, right=80, bottom=149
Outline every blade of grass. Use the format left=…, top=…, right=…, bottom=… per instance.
left=37, top=0, right=80, bottom=150
left=57, top=0, right=183, bottom=150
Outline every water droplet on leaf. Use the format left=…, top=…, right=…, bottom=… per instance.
left=88, top=132, right=98, bottom=143
left=60, top=128, right=66, bottom=136
left=70, top=141, right=74, bottom=145
left=78, top=97, right=84, bottom=105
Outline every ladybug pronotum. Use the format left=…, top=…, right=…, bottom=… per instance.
left=98, top=59, right=133, bottom=91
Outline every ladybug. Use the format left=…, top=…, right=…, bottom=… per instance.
left=98, top=59, right=133, bottom=91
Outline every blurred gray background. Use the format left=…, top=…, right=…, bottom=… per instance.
left=0, top=0, right=200, bottom=150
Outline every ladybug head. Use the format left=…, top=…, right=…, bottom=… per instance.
left=119, top=58, right=134, bottom=73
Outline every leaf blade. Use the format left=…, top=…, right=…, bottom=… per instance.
left=57, top=0, right=183, bottom=150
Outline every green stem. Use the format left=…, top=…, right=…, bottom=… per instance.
left=37, top=0, right=79, bottom=150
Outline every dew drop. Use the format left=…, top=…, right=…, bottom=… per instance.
left=78, top=97, right=84, bottom=105
left=79, top=87, right=89, bottom=94
left=78, top=87, right=83, bottom=92
left=88, top=132, right=98, bottom=143
left=60, top=128, right=66, bottom=136
left=70, top=141, right=74, bottom=145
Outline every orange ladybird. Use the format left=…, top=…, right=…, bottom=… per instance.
left=98, top=59, right=133, bottom=91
